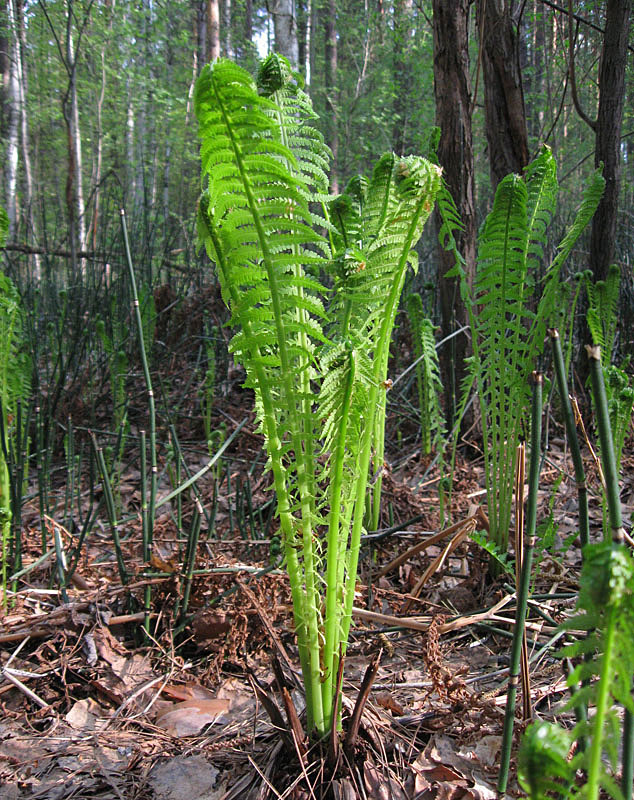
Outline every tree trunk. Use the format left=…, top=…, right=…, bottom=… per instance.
left=244, top=0, right=252, bottom=43
left=0, top=0, right=9, bottom=140
left=477, top=0, right=528, bottom=188
left=588, top=0, right=631, bottom=282
left=297, top=0, right=308, bottom=77
left=207, top=0, right=220, bottom=61
left=223, top=0, right=232, bottom=57
left=14, top=0, right=39, bottom=277
left=392, top=0, right=413, bottom=155
left=4, top=0, right=19, bottom=238
left=272, top=0, right=299, bottom=68
left=197, top=0, right=208, bottom=64
left=64, top=5, right=87, bottom=263
left=324, top=0, right=338, bottom=192
left=432, top=0, right=476, bottom=427
left=308, top=0, right=316, bottom=87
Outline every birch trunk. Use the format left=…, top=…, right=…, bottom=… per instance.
left=272, top=0, right=299, bottom=68
left=207, top=0, right=220, bottom=61
left=5, top=0, right=19, bottom=238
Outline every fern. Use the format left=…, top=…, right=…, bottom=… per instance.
left=195, top=55, right=441, bottom=737
left=586, top=264, right=620, bottom=365
left=405, top=293, right=444, bottom=455
left=457, top=146, right=603, bottom=553
left=559, top=544, right=634, bottom=799
left=0, top=268, right=30, bottom=603
left=0, top=206, right=8, bottom=249
left=518, top=543, right=634, bottom=800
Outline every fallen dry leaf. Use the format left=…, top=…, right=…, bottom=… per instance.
left=161, top=683, right=218, bottom=702
left=65, top=698, right=106, bottom=732
left=154, top=698, right=230, bottom=736
left=364, top=762, right=408, bottom=800
left=412, top=735, right=497, bottom=800
left=148, top=755, right=220, bottom=800
left=374, top=690, right=405, bottom=716
left=191, top=609, right=233, bottom=640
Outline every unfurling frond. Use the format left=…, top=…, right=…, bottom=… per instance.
left=406, top=293, right=444, bottom=455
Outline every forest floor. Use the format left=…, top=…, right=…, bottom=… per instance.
left=1, top=324, right=633, bottom=799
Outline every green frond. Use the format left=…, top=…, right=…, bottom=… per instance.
left=406, top=293, right=444, bottom=455
left=523, top=145, right=558, bottom=275
left=0, top=206, right=8, bottom=249
left=256, top=52, right=332, bottom=203
left=535, top=165, right=605, bottom=339
left=0, top=272, right=30, bottom=417
left=586, top=264, right=620, bottom=363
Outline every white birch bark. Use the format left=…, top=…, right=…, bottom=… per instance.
left=272, top=0, right=299, bottom=68
left=5, top=0, right=19, bottom=238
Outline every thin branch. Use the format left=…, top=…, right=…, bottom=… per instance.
left=567, top=0, right=596, bottom=131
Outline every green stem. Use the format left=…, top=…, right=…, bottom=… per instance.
left=322, top=345, right=356, bottom=724
left=550, top=330, right=589, bottom=548
left=342, top=191, right=430, bottom=650
left=498, top=372, right=542, bottom=795
left=587, top=607, right=617, bottom=800
left=586, top=345, right=624, bottom=541
left=212, top=78, right=324, bottom=732
left=120, top=209, right=157, bottom=546
left=203, top=212, right=321, bottom=732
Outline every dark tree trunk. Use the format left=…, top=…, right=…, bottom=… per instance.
left=297, top=0, right=308, bottom=76
left=477, top=0, right=529, bottom=188
left=588, top=0, right=631, bottom=282
left=432, top=0, right=476, bottom=427
left=197, top=0, right=207, bottom=65
left=324, top=0, right=338, bottom=192
left=244, top=0, right=252, bottom=43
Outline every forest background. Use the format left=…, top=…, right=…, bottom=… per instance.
left=0, top=0, right=633, bottom=437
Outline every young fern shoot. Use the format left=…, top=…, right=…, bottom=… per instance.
left=195, top=54, right=441, bottom=738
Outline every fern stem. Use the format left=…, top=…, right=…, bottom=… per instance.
left=498, top=371, right=543, bottom=795
left=549, top=329, right=589, bottom=548
left=342, top=189, right=432, bottom=650
left=322, top=346, right=356, bottom=724
left=587, top=345, right=624, bottom=543
left=210, top=76, right=325, bottom=733
left=120, top=209, right=157, bottom=547
left=203, top=212, right=322, bottom=731
left=587, top=606, right=618, bottom=800
left=587, top=344, right=633, bottom=795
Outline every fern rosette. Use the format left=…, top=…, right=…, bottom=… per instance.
left=195, top=55, right=440, bottom=737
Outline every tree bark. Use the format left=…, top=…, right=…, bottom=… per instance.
left=324, top=0, right=338, bottom=192
left=223, top=0, right=232, bottom=57
left=272, top=0, right=299, bottom=68
left=244, top=0, right=252, bottom=43
left=4, top=0, right=19, bottom=238
left=588, top=0, right=631, bottom=282
left=0, top=0, right=9, bottom=140
left=14, top=0, right=39, bottom=276
left=197, top=0, right=208, bottom=64
left=477, top=0, right=529, bottom=188
left=433, top=0, right=476, bottom=427
left=207, top=0, right=220, bottom=61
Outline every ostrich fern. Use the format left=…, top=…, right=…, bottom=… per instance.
left=447, top=146, right=604, bottom=552
left=0, top=207, right=31, bottom=602
left=195, top=55, right=441, bottom=737
left=405, top=292, right=444, bottom=456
